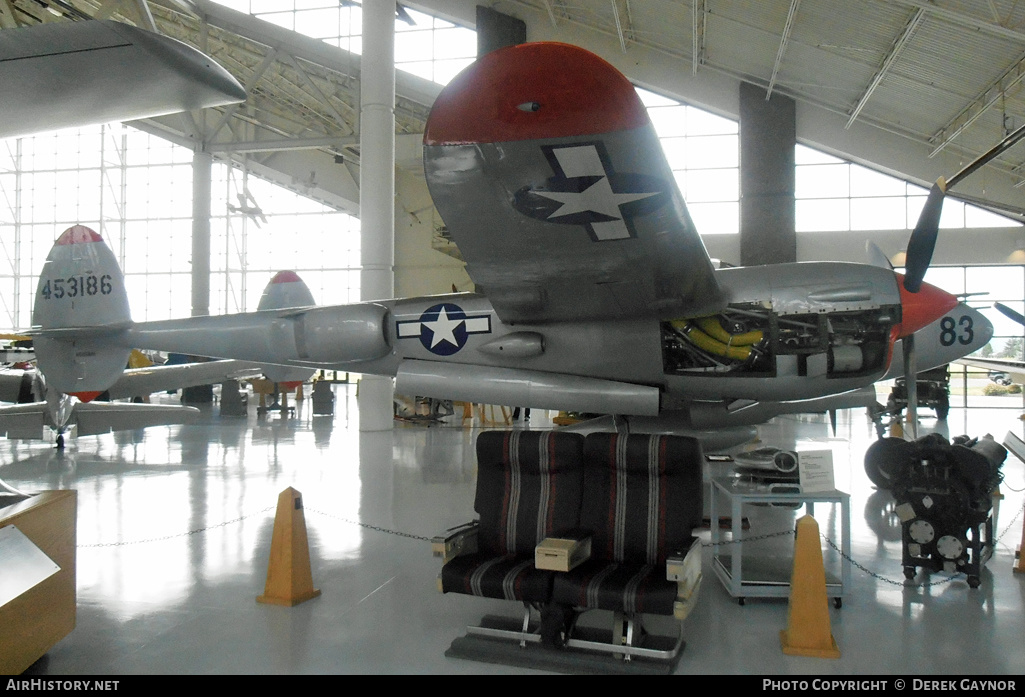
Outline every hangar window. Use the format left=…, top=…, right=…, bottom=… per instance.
left=637, top=88, right=740, bottom=236
left=0, top=124, right=360, bottom=328
left=795, top=145, right=1019, bottom=232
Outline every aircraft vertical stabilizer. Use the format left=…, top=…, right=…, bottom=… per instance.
left=255, top=271, right=318, bottom=386
left=32, top=226, right=132, bottom=398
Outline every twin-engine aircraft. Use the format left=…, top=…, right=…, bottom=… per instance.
left=28, top=43, right=994, bottom=437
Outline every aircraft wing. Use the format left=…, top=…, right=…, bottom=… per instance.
left=423, top=43, right=724, bottom=324
left=0, top=400, right=199, bottom=440
left=0, top=403, right=52, bottom=439
left=0, top=20, right=246, bottom=140
left=105, top=360, right=265, bottom=400
left=955, top=356, right=1025, bottom=383
left=72, top=402, right=199, bottom=437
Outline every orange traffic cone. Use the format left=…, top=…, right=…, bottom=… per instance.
left=780, top=515, right=840, bottom=658
left=257, top=487, right=321, bottom=606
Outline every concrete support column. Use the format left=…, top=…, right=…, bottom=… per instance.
left=358, top=0, right=396, bottom=432
left=192, top=149, right=212, bottom=317
left=186, top=148, right=214, bottom=404
left=739, top=82, right=796, bottom=266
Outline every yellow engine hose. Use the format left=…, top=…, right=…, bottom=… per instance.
left=694, top=316, right=763, bottom=347
left=681, top=324, right=752, bottom=361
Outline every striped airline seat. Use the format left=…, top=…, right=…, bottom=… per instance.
left=439, top=430, right=585, bottom=602
left=552, top=433, right=704, bottom=617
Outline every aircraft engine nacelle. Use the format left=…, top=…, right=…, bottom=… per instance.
left=128, top=303, right=392, bottom=368
left=289, top=305, right=390, bottom=363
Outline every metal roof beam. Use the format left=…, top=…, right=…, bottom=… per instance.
left=610, top=0, right=626, bottom=52
left=207, top=47, right=278, bottom=143
left=767, top=0, right=801, bottom=99
left=892, top=0, right=1025, bottom=42
left=0, top=0, right=18, bottom=28
left=207, top=136, right=358, bottom=154
left=929, top=52, right=1025, bottom=157
left=692, top=0, right=705, bottom=74
left=286, top=53, right=353, bottom=134
left=845, top=7, right=923, bottom=128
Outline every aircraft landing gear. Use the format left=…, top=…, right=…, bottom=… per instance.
left=55, top=434, right=64, bottom=449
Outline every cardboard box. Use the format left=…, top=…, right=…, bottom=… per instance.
left=535, top=535, right=591, bottom=572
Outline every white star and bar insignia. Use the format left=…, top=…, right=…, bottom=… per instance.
left=396, top=303, right=492, bottom=356
left=512, top=142, right=668, bottom=241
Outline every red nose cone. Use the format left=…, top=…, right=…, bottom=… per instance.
left=896, top=273, right=959, bottom=337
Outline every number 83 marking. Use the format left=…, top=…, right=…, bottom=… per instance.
left=939, top=315, right=974, bottom=346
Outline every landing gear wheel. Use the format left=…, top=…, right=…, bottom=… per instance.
left=738, top=597, right=745, bottom=606
left=967, top=575, right=981, bottom=589
left=834, top=597, right=842, bottom=609
left=56, top=434, right=64, bottom=450
left=904, top=566, right=917, bottom=580
left=936, top=394, right=949, bottom=420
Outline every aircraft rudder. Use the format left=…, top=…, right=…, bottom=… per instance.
left=32, top=226, right=132, bottom=394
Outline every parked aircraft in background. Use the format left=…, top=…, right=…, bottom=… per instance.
left=0, top=355, right=263, bottom=448
left=955, top=302, right=1025, bottom=387
left=3, top=232, right=315, bottom=447
left=0, top=19, right=245, bottom=140
left=26, top=44, right=999, bottom=441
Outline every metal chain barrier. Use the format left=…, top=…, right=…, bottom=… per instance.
left=77, top=494, right=1025, bottom=590
left=703, top=496, right=1025, bottom=589
left=79, top=506, right=276, bottom=548
left=306, top=506, right=433, bottom=542
left=700, top=529, right=795, bottom=547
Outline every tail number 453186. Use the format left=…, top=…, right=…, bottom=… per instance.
left=40, top=274, right=113, bottom=300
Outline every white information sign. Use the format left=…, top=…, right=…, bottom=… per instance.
left=798, top=450, right=835, bottom=493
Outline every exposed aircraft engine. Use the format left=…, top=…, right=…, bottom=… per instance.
left=663, top=304, right=894, bottom=379
left=866, top=434, right=1005, bottom=587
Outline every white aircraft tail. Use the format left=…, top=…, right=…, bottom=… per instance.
left=255, top=271, right=317, bottom=385
left=32, top=226, right=132, bottom=399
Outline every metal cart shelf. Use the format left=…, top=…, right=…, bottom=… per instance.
left=709, top=476, right=851, bottom=606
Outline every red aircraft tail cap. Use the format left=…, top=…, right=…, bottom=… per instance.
left=70, top=391, right=103, bottom=403
left=424, top=42, right=649, bottom=145
left=896, top=273, right=959, bottom=337
left=56, top=225, right=103, bottom=245
left=270, top=271, right=302, bottom=284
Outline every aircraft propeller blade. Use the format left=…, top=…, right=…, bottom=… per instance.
left=903, top=179, right=946, bottom=293
left=897, top=123, right=1025, bottom=432
left=995, top=302, right=1025, bottom=327
left=902, top=122, right=1025, bottom=295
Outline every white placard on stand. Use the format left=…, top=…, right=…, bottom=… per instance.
left=798, top=450, right=835, bottom=493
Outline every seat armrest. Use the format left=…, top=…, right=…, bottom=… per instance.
left=535, top=529, right=592, bottom=572
left=431, top=521, right=478, bottom=564
left=666, top=536, right=703, bottom=620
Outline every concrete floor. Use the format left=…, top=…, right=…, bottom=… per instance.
left=3, top=382, right=1024, bottom=675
